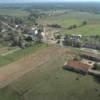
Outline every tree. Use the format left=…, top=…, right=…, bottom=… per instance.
left=73, top=56, right=81, bottom=61
left=66, top=39, right=73, bottom=46
left=67, top=24, right=77, bottom=30
left=93, top=63, right=100, bottom=70
left=36, top=33, right=43, bottom=43
left=38, top=25, right=44, bottom=33
left=74, top=40, right=83, bottom=48
left=11, top=34, right=20, bottom=46
left=19, top=37, right=26, bottom=48
left=82, top=21, right=87, bottom=26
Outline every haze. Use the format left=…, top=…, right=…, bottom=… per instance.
left=0, top=0, right=100, bottom=3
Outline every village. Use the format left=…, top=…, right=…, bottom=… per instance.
left=0, top=15, right=100, bottom=77
left=64, top=48, right=100, bottom=76
left=0, top=2, right=100, bottom=100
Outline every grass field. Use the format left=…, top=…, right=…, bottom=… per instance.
left=38, top=11, right=100, bottom=35
left=0, top=45, right=100, bottom=100
left=0, top=43, right=47, bottom=67
left=0, top=9, right=100, bottom=100
left=1, top=8, right=100, bottom=35
left=0, top=9, right=29, bottom=17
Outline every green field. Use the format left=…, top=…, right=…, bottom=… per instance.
left=0, top=46, right=100, bottom=100
left=0, top=9, right=29, bottom=17
left=0, top=43, right=47, bottom=67
left=1, top=8, right=100, bottom=35
left=0, top=8, right=100, bottom=100
left=38, top=11, right=100, bottom=35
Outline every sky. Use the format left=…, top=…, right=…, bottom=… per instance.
left=0, top=0, right=100, bottom=3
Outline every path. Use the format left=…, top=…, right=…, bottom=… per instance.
left=0, top=46, right=67, bottom=88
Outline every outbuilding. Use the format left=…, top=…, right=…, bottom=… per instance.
left=64, top=60, right=91, bottom=74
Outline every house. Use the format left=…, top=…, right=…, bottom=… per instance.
left=80, top=48, right=100, bottom=62
left=24, top=27, right=43, bottom=42
left=71, top=34, right=82, bottom=40
left=80, top=53, right=100, bottom=62
left=24, top=27, right=39, bottom=41
left=64, top=60, right=91, bottom=74
left=80, top=51, right=100, bottom=62
left=83, top=43, right=100, bottom=50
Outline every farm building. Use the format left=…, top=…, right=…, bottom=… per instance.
left=83, top=43, right=100, bottom=50
left=71, top=34, right=82, bottom=40
left=64, top=60, right=91, bottom=74
left=80, top=52, right=100, bottom=62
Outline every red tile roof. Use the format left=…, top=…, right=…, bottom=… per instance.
left=65, top=60, right=91, bottom=73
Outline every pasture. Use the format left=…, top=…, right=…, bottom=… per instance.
left=0, top=9, right=29, bottom=17
left=38, top=11, right=100, bottom=35
left=0, top=43, right=46, bottom=67
left=0, top=7, right=100, bottom=100
left=0, top=45, right=100, bottom=100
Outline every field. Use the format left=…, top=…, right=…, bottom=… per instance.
left=38, top=11, right=100, bottom=35
left=0, top=43, right=47, bottom=67
left=0, top=45, right=100, bottom=100
left=0, top=8, right=100, bottom=35
left=0, top=3, right=100, bottom=100
left=0, top=9, right=29, bottom=17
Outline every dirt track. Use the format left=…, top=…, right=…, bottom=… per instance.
left=0, top=45, right=69, bottom=88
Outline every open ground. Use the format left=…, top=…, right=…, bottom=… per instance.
left=0, top=45, right=100, bottom=100
left=38, top=11, right=100, bottom=35
left=0, top=4, right=100, bottom=100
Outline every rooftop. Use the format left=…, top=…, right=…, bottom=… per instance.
left=80, top=52, right=100, bottom=60
left=65, top=60, right=91, bottom=73
left=80, top=48, right=100, bottom=60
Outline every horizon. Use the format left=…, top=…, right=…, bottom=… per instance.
left=0, top=2, right=100, bottom=4
left=0, top=0, right=100, bottom=4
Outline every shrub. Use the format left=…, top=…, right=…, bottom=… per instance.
left=82, top=21, right=87, bottom=26
left=93, top=63, right=100, bottom=70
left=73, top=56, right=81, bottom=61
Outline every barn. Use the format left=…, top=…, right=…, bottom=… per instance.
left=80, top=52, right=100, bottom=62
left=64, top=60, right=91, bottom=74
